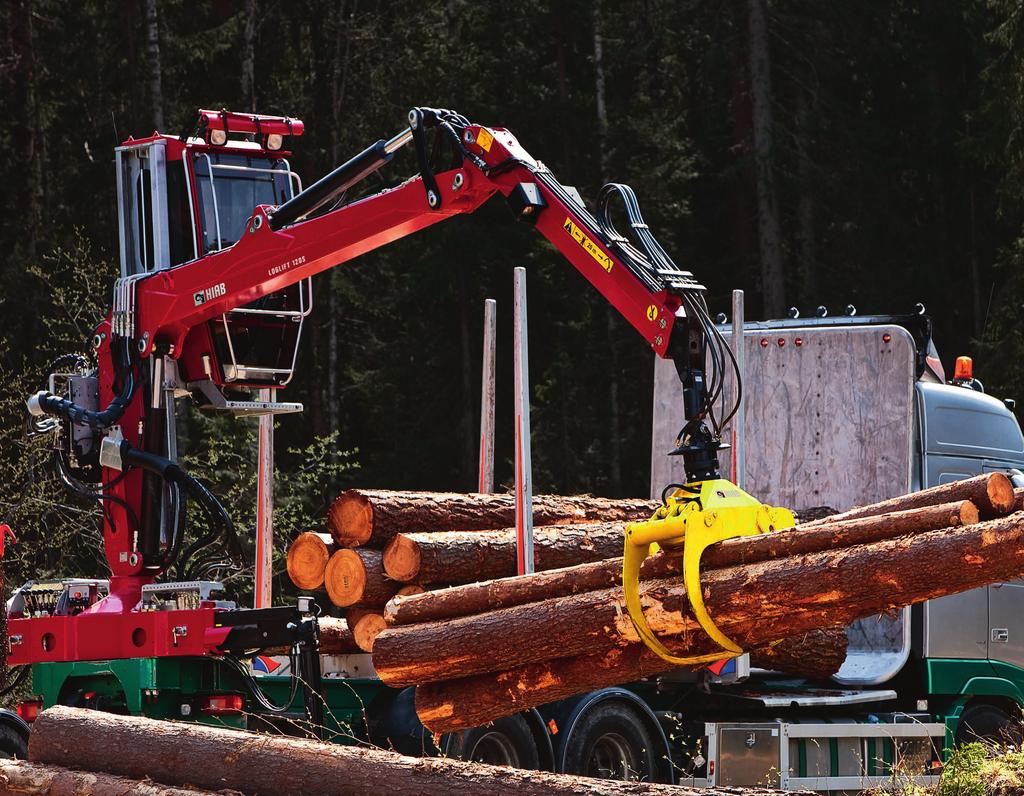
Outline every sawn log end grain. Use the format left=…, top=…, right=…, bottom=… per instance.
left=286, top=532, right=332, bottom=591
left=328, top=490, right=374, bottom=548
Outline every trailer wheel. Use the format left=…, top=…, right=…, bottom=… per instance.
left=561, top=701, right=658, bottom=781
left=447, top=714, right=540, bottom=770
left=0, top=724, right=28, bottom=759
left=955, top=703, right=1023, bottom=747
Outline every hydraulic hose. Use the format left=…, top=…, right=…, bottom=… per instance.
left=27, top=369, right=136, bottom=431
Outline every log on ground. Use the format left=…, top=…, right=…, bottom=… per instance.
left=385, top=500, right=979, bottom=626
left=0, top=758, right=224, bottom=795
left=802, top=472, right=1013, bottom=524
left=29, top=706, right=808, bottom=796
left=328, top=489, right=656, bottom=548
left=286, top=532, right=334, bottom=591
left=383, top=523, right=628, bottom=584
left=375, top=512, right=1024, bottom=688
left=324, top=548, right=397, bottom=608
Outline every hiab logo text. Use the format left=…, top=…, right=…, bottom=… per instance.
left=193, top=282, right=227, bottom=306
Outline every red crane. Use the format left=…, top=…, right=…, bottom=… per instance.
left=18, top=107, right=740, bottom=729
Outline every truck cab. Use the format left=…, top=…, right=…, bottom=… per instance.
left=650, top=308, right=1024, bottom=790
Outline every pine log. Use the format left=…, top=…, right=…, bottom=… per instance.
left=286, top=532, right=334, bottom=591
left=802, top=472, right=1013, bottom=524
left=346, top=609, right=388, bottom=652
left=0, top=759, right=223, bottom=795
left=323, top=548, right=397, bottom=608
left=1015, top=487, right=1024, bottom=512
left=328, top=489, right=656, bottom=548
left=385, top=500, right=979, bottom=626
left=264, top=617, right=359, bottom=656
left=28, top=706, right=800, bottom=796
left=748, top=628, right=848, bottom=680
left=396, top=584, right=426, bottom=597
left=414, top=513, right=1024, bottom=731
left=376, top=512, right=1024, bottom=689
left=383, top=523, right=627, bottom=584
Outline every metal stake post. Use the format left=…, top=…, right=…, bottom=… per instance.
left=255, top=389, right=274, bottom=608
left=513, top=268, right=534, bottom=574
left=731, top=290, right=745, bottom=489
left=478, top=299, right=497, bottom=494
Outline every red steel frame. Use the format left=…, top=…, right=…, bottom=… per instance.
left=10, top=120, right=684, bottom=666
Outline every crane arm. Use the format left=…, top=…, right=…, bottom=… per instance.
left=122, top=108, right=729, bottom=478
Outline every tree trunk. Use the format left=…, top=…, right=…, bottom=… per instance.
left=375, top=512, right=1024, bottom=689
left=10, top=0, right=43, bottom=259
left=802, top=472, right=1013, bottom=524
left=749, top=627, right=847, bottom=680
left=28, top=706, right=797, bottom=796
left=144, top=0, right=164, bottom=131
left=795, top=86, right=817, bottom=302
left=265, top=617, right=359, bottom=655
left=328, top=489, right=655, bottom=548
left=0, top=759, right=217, bottom=795
left=746, top=0, right=785, bottom=317
left=241, top=0, right=257, bottom=110
left=382, top=522, right=629, bottom=584
left=413, top=512, right=1024, bottom=731
left=324, top=548, right=397, bottom=607
left=286, top=532, right=335, bottom=591
left=385, top=500, right=978, bottom=625
left=593, top=2, right=622, bottom=496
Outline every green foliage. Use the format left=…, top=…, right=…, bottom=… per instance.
left=3, top=0, right=1024, bottom=519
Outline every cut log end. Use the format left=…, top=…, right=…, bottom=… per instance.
left=396, top=584, right=426, bottom=597
left=383, top=535, right=422, bottom=583
left=328, top=490, right=373, bottom=548
left=286, top=532, right=332, bottom=591
left=988, top=473, right=1016, bottom=514
left=324, top=549, right=367, bottom=607
left=958, top=499, right=981, bottom=526
left=348, top=610, right=388, bottom=652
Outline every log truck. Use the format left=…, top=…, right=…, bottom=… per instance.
left=8, top=107, right=1024, bottom=792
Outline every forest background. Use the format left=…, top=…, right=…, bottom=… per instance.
left=3, top=0, right=1024, bottom=598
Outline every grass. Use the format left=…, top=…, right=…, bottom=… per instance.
left=873, top=742, right=1024, bottom=795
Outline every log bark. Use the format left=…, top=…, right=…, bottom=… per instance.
left=328, top=489, right=655, bottom=548
left=802, top=472, right=1013, bottom=524
left=376, top=512, right=1024, bottom=689
left=0, top=759, right=222, bottom=795
left=28, top=706, right=800, bottom=796
left=383, top=523, right=627, bottom=584
left=324, top=549, right=397, bottom=607
left=346, top=609, right=387, bottom=652
left=385, top=500, right=979, bottom=626
left=286, top=532, right=334, bottom=591
left=748, top=627, right=847, bottom=680
left=264, top=617, right=359, bottom=655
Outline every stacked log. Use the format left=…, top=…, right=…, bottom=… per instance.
left=327, top=489, right=657, bottom=548
left=29, top=706, right=803, bottom=796
left=286, top=490, right=657, bottom=621
left=366, top=474, right=1024, bottom=732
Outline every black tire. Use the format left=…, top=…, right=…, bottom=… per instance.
left=0, top=724, right=27, bottom=759
left=955, top=703, right=1023, bottom=747
left=447, top=714, right=540, bottom=770
left=561, top=701, right=659, bottom=782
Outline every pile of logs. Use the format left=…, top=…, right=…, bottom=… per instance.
left=287, top=474, right=1024, bottom=736
left=14, top=705, right=806, bottom=796
left=286, top=489, right=658, bottom=652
